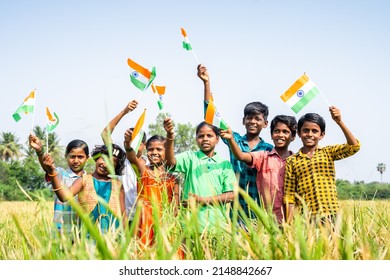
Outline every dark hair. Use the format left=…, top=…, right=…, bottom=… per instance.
left=91, top=144, right=126, bottom=175
left=130, top=127, right=146, bottom=143
left=65, top=139, right=89, bottom=157
left=297, top=113, right=326, bottom=133
left=243, top=102, right=269, bottom=121
left=196, top=121, right=220, bottom=137
left=270, top=115, right=298, bottom=137
left=146, top=135, right=166, bottom=149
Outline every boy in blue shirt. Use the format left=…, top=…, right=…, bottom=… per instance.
left=197, top=64, right=273, bottom=221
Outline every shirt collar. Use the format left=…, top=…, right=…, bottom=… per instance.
left=195, top=150, right=218, bottom=162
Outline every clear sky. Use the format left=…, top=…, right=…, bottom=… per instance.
left=1, top=0, right=389, bottom=183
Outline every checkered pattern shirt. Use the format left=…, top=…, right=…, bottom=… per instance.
left=284, top=141, right=360, bottom=216
left=222, top=132, right=273, bottom=218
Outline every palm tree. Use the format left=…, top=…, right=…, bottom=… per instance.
left=25, top=125, right=64, bottom=163
left=0, top=132, right=23, bottom=162
left=377, top=163, right=386, bottom=183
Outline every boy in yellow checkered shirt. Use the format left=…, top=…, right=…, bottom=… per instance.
left=284, top=106, right=360, bottom=223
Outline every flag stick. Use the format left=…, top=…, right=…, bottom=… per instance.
left=30, top=89, right=36, bottom=133
left=46, top=129, right=49, bottom=154
left=320, top=91, right=331, bottom=107
left=191, top=49, right=199, bottom=65
left=136, top=88, right=147, bottom=101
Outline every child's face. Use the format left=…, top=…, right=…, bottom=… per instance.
left=146, top=141, right=165, bottom=166
left=196, top=125, right=219, bottom=153
left=94, top=155, right=117, bottom=177
left=298, top=121, right=325, bottom=148
left=66, top=148, right=88, bottom=173
left=243, top=113, right=268, bottom=136
left=271, top=122, right=295, bottom=149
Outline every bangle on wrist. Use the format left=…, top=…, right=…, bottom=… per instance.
left=166, top=136, right=174, bottom=141
left=125, top=147, right=134, bottom=152
left=52, top=186, right=63, bottom=191
left=47, top=172, right=58, bottom=177
left=36, top=150, right=44, bottom=156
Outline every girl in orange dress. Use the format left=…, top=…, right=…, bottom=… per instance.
left=124, top=132, right=179, bottom=246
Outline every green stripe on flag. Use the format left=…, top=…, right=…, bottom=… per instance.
left=182, top=42, right=192, bottom=50
left=12, top=105, right=34, bottom=122
left=130, top=75, right=146, bottom=91
left=157, top=100, right=163, bottom=110
left=291, top=87, right=320, bottom=113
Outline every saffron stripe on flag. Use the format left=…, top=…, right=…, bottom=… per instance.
left=127, top=58, right=152, bottom=79
left=280, top=74, right=310, bottom=102
left=205, top=102, right=216, bottom=125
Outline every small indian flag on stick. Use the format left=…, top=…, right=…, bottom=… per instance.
left=46, top=107, right=59, bottom=132
left=205, top=100, right=228, bottom=130
left=13, top=89, right=36, bottom=122
left=180, top=28, right=192, bottom=51
left=131, top=109, right=146, bottom=154
left=127, top=58, right=156, bottom=91
left=151, top=83, right=166, bottom=110
left=280, top=73, right=320, bottom=114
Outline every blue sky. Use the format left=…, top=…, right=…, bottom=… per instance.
left=1, top=0, right=390, bottom=183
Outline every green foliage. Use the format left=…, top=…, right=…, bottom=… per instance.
left=0, top=132, right=23, bottom=162
left=336, top=179, right=390, bottom=200
left=148, top=112, right=197, bottom=153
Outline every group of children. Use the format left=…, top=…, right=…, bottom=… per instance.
left=28, top=64, right=360, bottom=244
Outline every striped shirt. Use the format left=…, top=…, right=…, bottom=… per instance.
left=46, top=167, right=84, bottom=234
left=284, top=141, right=360, bottom=216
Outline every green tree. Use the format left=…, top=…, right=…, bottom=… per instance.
left=0, top=132, right=23, bottom=162
left=148, top=112, right=197, bottom=153
left=25, top=125, right=65, bottom=166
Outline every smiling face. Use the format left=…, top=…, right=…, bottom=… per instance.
left=271, top=122, right=295, bottom=149
left=196, top=124, right=219, bottom=155
left=146, top=140, right=165, bottom=166
left=66, top=148, right=88, bottom=175
left=94, top=156, right=118, bottom=177
left=243, top=113, right=268, bottom=136
left=298, top=121, right=325, bottom=149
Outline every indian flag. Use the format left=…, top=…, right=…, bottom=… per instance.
left=205, top=100, right=228, bottom=130
left=13, top=90, right=35, bottom=122
left=131, top=109, right=146, bottom=153
left=151, top=84, right=166, bottom=110
left=181, top=28, right=192, bottom=51
left=127, top=58, right=156, bottom=91
left=46, top=107, right=59, bottom=132
left=280, top=73, right=320, bottom=114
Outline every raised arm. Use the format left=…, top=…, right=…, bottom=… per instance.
left=123, top=128, right=145, bottom=176
left=163, top=118, right=176, bottom=167
left=329, top=106, right=358, bottom=145
left=29, top=133, right=49, bottom=172
left=101, top=100, right=138, bottom=145
left=42, top=154, right=82, bottom=202
left=220, top=127, right=253, bottom=165
left=197, top=64, right=212, bottom=102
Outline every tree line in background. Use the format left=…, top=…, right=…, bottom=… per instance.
left=0, top=113, right=389, bottom=201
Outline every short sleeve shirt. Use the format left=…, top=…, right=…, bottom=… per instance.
left=173, top=150, right=236, bottom=231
